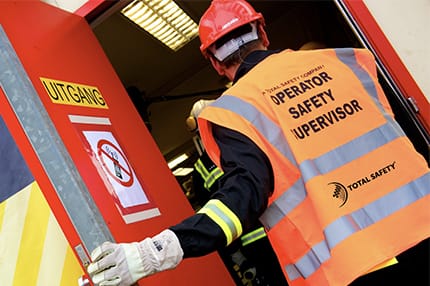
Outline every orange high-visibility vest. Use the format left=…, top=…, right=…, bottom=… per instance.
left=198, top=48, right=430, bottom=286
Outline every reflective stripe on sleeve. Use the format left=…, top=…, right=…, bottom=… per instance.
left=194, top=159, right=209, bottom=179
left=198, top=199, right=243, bottom=245
left=194, top=159, right=224, bottom=190
left=240, top=227, right=267, bottom=246
left=204, top=168, right=224, bottom=190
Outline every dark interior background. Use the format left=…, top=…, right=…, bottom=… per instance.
left=90, top=0, right=428, bottom=193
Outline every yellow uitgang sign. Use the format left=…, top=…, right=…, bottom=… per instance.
left=40, top=77, right=108, bottom=109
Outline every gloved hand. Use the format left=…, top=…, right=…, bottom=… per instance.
left=190, top=99, right=215, bottom=118
left=87, top=229, right=183, bottom=286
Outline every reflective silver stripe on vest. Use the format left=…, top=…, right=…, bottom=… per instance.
left=211, top=95, right=297, bottom=166
left=286, top=172, right=429, bottom=281
left=258, top=48, right=406, bottom=229
left=259, top=179, right=305, bottom=230
left=212, top=96, right=306, bottom=230
left=298, top=49, right=405, bottom=183
left=286, top=240, right=331, bottom=280
left=300, top=121, right=403, bottom=183
left=336, top=48, right=379, bottom=101
left=335, top=48, right=406, bottom=140
left=212, top=100, right=405, bottom=231
left=260, top=119, right=404, bottom=230
left=335, top=48, right=407, bottom=150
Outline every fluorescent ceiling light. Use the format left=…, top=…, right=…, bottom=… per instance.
left=167, top=153, right=189, bottom=169
left=172, top=167, right=194, bottom=176
left=121, top=0, right=199, bottom=51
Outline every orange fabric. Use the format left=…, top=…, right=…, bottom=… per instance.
left=312, top=195, right=430, bottom=286
left=199, top=105, right=301, bottom=201
left=305, top=138, right=428, bottom=226
left=198, top=48, right=430, bottom=286
left=354, top=49, right=395, bottom=118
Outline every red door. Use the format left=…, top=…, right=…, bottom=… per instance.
left=0, top=2, right=233, bottom=285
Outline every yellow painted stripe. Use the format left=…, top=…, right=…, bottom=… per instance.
left=0, top=182, right=84, bottom=286
left=0, top=183, right=32, bottom=286
left=36, top=213, right=67, bottom=286
left=13, top=182, right=50, bottom=286
left=0, top=201, right=6, bottom=233
left=60, top=246, right=85, bottom=286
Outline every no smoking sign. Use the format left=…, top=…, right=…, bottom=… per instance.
left=71, top=115, right=160, bottom=224
left=83, top=130, right=149, bottom=209
left=98, top=139, right=134, bottom=187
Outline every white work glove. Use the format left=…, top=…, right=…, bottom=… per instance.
left=190, top=99, right=215, bottom=118
left=87, top=229, right=183, bottom=286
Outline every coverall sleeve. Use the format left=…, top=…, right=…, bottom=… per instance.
left=170, top=124, right=274, bottom=257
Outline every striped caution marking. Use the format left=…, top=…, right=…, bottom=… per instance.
left=0, top=182, right=84, bottom=286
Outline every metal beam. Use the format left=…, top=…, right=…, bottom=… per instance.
left=0, top=25, right=113, bottom=266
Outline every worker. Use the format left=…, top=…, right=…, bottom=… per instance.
left=185, top=99, right=223, bottom=209
left=185, top=99, right=288, bottom=285
left=298, top=41, right=326, bottom=51
left=87, top=1, right=430, bottom=286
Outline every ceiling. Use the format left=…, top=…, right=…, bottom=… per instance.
left=89, top=0, right=357, bottom=170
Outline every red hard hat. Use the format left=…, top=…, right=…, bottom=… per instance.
left=199, top=0, right=264, bottom=57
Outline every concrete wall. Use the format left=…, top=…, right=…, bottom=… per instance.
left=41, top=0, right=86, bottom=13
left=363, top=0, right=429, bottom=101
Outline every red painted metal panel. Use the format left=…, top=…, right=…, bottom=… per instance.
left=74, top=0, right=106, bottom=16
left=74, top=0, right=117, bottom=22
left=0, top=2, right=233, bottom=285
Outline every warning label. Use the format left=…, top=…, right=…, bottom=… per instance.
left=70, top=115, right=160, bottom=224
left=84, top=131, right=149, bottom=208
left=40, top=77, right=108, bottom=109
left=98, top=139, right=134, bottom=187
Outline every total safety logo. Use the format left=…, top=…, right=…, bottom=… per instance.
left=329, top=161, right=396, bottom=207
